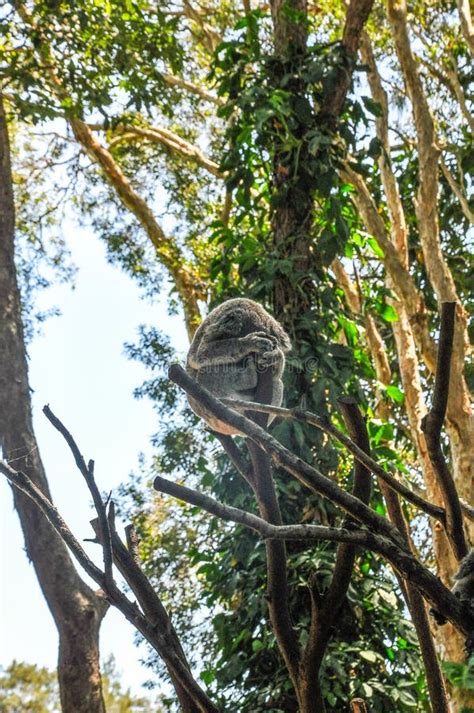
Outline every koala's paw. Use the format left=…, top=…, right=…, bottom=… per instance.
left=245, top=332, right=276, bottom=354
left=258, top=348, right=282, bottom=367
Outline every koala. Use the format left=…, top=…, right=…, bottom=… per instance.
left=452, top=549, right=474, bottom=604
left=186, top=298, right=291, bottom=435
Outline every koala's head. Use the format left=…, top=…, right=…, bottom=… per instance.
left=206, top=308, right=246, bottom=340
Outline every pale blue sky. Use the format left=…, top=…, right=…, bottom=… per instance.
left=0, top=219, right=189, bottom=697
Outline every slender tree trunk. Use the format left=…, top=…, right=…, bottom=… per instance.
left=0, top=94, right=108, bottom=713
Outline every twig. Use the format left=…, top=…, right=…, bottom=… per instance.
left=43, top=405, right=114, bottom=586
left=221, top=398, right=445, bottom=523
left=421, top=303, right=467, bottom=561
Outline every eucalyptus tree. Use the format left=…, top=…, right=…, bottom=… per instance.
left=1, top=0, right=473, bottom=710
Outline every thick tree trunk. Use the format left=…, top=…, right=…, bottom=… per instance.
left=0, top=95, right=108, bottom=712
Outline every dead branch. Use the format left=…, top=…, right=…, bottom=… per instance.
left=151, top=471, right=473, bottom=635
left=422, top=302, right=468, bottom=561
left=220, top=398, right=445, bottom=523
left=0, top=463, right=218, bottom=712
left=90, top=506, right=198, bottom=710
left=170, top=364, right=404, bottom=543
left=43, top=405, right=113, bottom=586
left=153, top=474, right=371, bottom=545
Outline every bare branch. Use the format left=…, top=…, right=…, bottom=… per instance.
left=220, top=397, right=446, bottom=523
left=304, top=398, right=372, bottom=683
left=107, top=125, right=224, bottom=178
left=422, top=303, right=468, bottom=561
left=162, top=73, right=223, bottom=105
left=213, top=432, right=255, bottom=487
left=0, top=457, right=218, bottom=713
left=0, top=459, right=106, bottom=585
left=168, top=364, right=407, bottom=545
left=153, top=474, right=371, bottom=545
left=152, top=470, right=473, bottom=635
left=43, top=405, right=113, bottom=587
left=247, top=367, right=301, bottom=688
left=440, top=156, right=474, bottom=224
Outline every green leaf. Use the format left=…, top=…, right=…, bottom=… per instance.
left=367, top=236, right=385, bottom=258
left=381, top=304, right=399, bottom=322
left=385, top=384, right=404, bottom=403
left=200, top=669, right=215, bottom=685
left=293, top=95, right=313, bottom=125
left=362, top=95, right=384, bottom=117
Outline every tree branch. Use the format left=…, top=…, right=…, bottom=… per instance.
left=168, top=364, right=408, bottom=545
left=14, top=1, right=203, bottom=339
left=107, top=125, right=224, bottom=178
left=359, top=31, right=408, bottom=265
left=379, top=483, right=450, bottom=713
left=440, top=156, right=474, bottom=224
left=0, top=460, right=218, bottom=713
left=152, top=471, right=474, bottom=636
left=387, top=0, right=461, bottom=309
left=304, top=398, right=372, bottom=683
left=317, top=0, right=375, bottom=127
left=43, top=405, right=113, bottom=587
left=421, top=302, right=468, bottom=561
left=247, top=368, right=301, bottom=689
left=340, top=163, right=437, bottom=373
left=457, top=0, right=474, bottom=57
left=220, top=397, right=446, bottom=523
left=162, top=73, right=223, bottom=105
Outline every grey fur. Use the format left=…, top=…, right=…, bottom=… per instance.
left=186, top=298, right=291, bottom=435
left=452, top=549, right=474, bottom=603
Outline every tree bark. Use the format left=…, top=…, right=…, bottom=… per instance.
left=0, top=94, right=108, bottom=713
